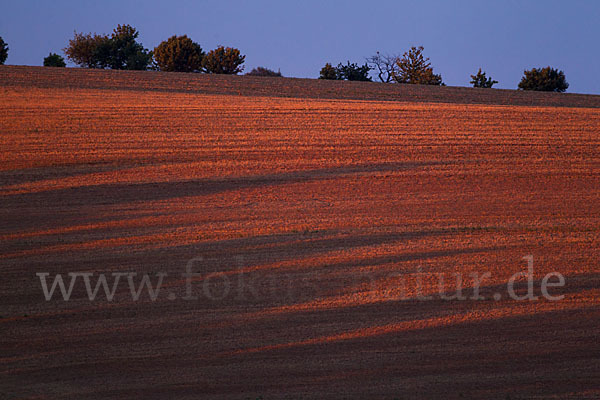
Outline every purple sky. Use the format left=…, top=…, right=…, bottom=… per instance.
left=2, top=0, right=599, bottom=93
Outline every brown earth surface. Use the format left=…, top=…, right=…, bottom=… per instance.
left=1, top=65, right=599, bottom=399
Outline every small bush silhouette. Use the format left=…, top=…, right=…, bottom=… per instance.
left=246, top=67, right=282, bottom=77
left=470, top=68, right=497, bottom=88
left=0, top=36, right=8, bottom=65
left=319, top=61, right=371, bottom=81
left=336, top=61, right=372, bottom=81
left=43, top=53, right=66, bottom=67
left=518, top=66, right=568, bottom=92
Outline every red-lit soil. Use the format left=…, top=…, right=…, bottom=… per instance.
left=1, top=66, right=599, bottom=399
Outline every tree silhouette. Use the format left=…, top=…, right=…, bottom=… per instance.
left=336, top=61, right=372, bottom=81
left=470, top=68, right=497, bottom=88
left=0, top=36, right=8, bottom=65
left=518, top=67, right=568, bottom=92
left=366, top=52, right=399, bottom=83
left=43, top=53, right=66, bottom=67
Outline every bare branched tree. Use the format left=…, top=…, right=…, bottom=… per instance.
left=366, top=51, right=400, bottom=83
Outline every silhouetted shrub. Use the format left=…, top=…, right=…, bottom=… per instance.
left=43, top=53, right=66, bottom=67
left=246, top=67, right=282, bottom=77
left=319, top=61, right=371, bottom=81
left=202, top=46, right=245, bottom=74
left=154, top=35, right=204, bottom=72
left=0, top=36, right=8, bottom=65
left=470, top=68, right=497, bottom=88
left=518, top=66, right=568, bottom=92
left=336, top=61, right=372, bottom=81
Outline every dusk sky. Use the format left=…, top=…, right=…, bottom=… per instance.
left=2, top=0, right=599, bottom=93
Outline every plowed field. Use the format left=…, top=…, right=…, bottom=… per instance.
left=1, top=66, right=599, bottom=399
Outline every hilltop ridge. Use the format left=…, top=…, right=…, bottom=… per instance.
left=2, top=65, right=600, bottom=108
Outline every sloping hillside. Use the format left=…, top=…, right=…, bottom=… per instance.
left=1, top=66, right=599, bottom=399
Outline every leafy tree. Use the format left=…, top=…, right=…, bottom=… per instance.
left=97, top=24, right=152, bottom=70
left=43, top=53, right=66, bottom=67
left=392, top=46, right=443, bottom=85
left=0, top=36, right=8, bottom=65
left=154, top=35, right=204, bottom=72
left=518, top=66, right=568, bottom=92
left=336, top=61, right=372, bottom=81
left=366, top=51, right=399, bottom=83
left=64, top=31, right=110, bottom=68
left=64, top=25, right=152, bottom=70
left=319, top=63, right=339, bottom=80
left=202, top=46, right=245, bottom=74
left=246, top=66, right=282, bottom=77
left=470, top=68, right=497, bottom=88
